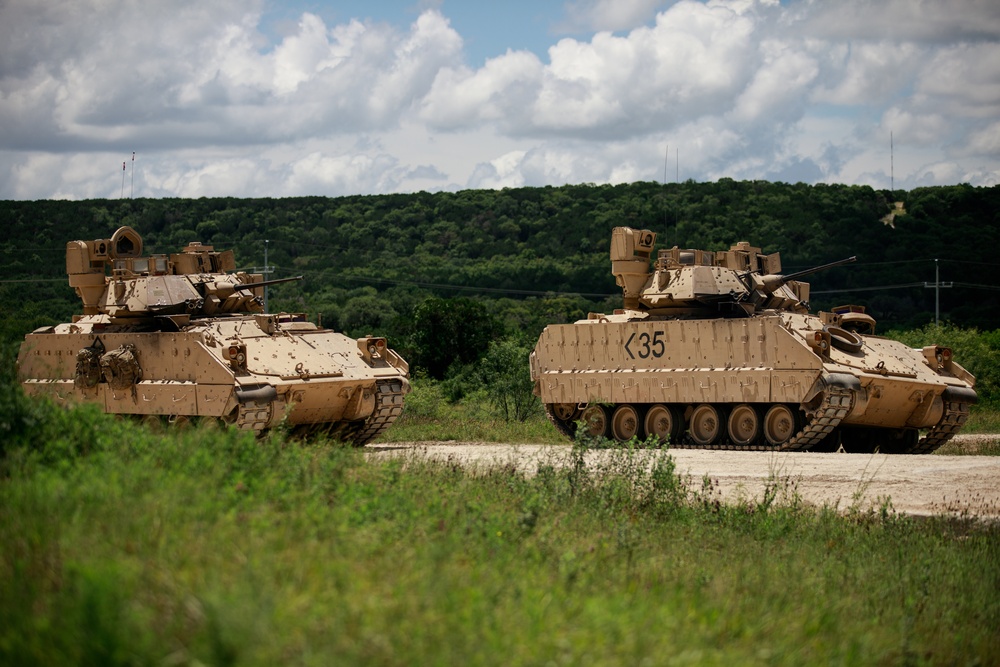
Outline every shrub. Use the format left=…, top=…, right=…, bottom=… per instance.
left=477, top=339, right=540, bottom=422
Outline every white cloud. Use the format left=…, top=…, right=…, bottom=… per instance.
left=810, top=42, right=924, bottom=107
left=153, top=158, right=273, bottom=199
left=468, top=150, right=529, bottom=189
left=283, top=151, right=402, bottom=195
left=729, top=40, right=819, bottom=124
left=0, top=1, right=258, bottom=149
left=425, top=0, right=763, bottom=139
left=916, top=44, right=1000, bottom=117
left=0, top=1, right=463, bottom=151
left=879, top=108, right=950, bottom=147
left=0, top=0, right=998, bottom=199
left=270, top=13, right=336, bottom=95
left=961, top=121, right=1000, bottom=158
left=419, top=51, right=545, bottom=127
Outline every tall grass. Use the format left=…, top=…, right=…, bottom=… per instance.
left=963, top=408, right=1000, bottom=435
left=382, top=378, right=564, bottom=443
left=383, top=378, right=1000, bottom=454
left=2, top=393, right=999, bottom=665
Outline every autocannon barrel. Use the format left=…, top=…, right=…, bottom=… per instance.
left=758, top=256, right=856, bottom=294
left=779, top=256, right=856, bottom=283
left=233, top=275, right=304, bottom=291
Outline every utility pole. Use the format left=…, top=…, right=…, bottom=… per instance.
left=924, top=258, right=953, bottom=325
left=250, top=240, right=274, bottom=312
left=249, top=239, right=274, bottom=313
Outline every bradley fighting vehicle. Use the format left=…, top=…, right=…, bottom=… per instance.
left=17, top=226, right=409, bottom=443
left=530, top=227, right=977, bottom=453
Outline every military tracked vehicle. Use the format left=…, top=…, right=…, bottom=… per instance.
left=530, top=227, right=977, bottom=453
left=17, top=226, right=409, bottom=443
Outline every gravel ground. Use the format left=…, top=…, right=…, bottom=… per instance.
left=367, top=434, right=1000, bottom=519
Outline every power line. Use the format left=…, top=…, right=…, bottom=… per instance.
left=953, top=281, right=1000, bottom=292
left=7, top=267, right=1000, bottom=299
left=335, top=274, right=615, bottom=298
left=0, top=268, right=615, bottom=299
left=0, top=278, right=66, bottom=283
left=811, top=282, right=926, bottom=294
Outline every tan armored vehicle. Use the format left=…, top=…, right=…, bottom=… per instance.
left=530, top=227, right=977, bottom=453
left=17, top=226, right=409, bottom=443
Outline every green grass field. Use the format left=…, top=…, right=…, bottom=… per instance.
left=2, top=393, right=998, bottom=666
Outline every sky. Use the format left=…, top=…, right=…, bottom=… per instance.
left=1, top=0, right=998, bottom=200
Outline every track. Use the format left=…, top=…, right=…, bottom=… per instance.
left=341, top=379, right=408, bottom=446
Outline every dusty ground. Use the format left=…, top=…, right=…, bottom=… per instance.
left=367, top=434, right=1000, bottom=519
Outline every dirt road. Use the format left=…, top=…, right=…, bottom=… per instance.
left=367, top=435, right=1000, bottom=519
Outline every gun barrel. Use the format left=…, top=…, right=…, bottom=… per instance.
left=780, top=256, right=856, bottom=283
left=234, top=275, right=304, bottom=291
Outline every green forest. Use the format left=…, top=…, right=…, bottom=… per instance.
left=3, top=180, right=1000, bottom=393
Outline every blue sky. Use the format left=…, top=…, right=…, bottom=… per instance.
left=260, top=1, right=565, bottom=65
left=0, top=0, right=998, bottom=199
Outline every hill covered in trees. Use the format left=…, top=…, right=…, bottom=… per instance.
left=2, top=180, right=999, bottom=380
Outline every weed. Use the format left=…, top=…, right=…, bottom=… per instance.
left=845, top=451, right=892, bottom=522
left=935, top=434, right=1000, bottom=456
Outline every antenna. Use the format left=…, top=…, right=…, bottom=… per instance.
left=130, top=152, right=135, bottom=198
left=675, top=147, right=680, bottom=231
left=662, top=144, right=669, bottom=232
left=120, top=161, right=126, bottom=198
left=890, top=131, right=894, bottom=192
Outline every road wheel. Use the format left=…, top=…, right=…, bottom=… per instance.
left=168, top=414, right=192, bottom=429
left=611, top=405, right=640, bottom=441
left=763, top=404, right=799, bottom=446
left=644, top=404, right=681, bottom=444
left=544, top=404, right=576, bottom=438
left=580, top=405, right=610, bottom=438
left=140, top=414, right=164, bottom=432
left=689, top=404, right=726, bottom=446
left=727, top=404, right=762, bottom=447
left=552, top=403, right=578, bottom=421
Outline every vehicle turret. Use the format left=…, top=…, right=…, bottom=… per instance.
left=66, top=226, right=301, bottom=327
left=610, top=227, right=855, bottom=318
